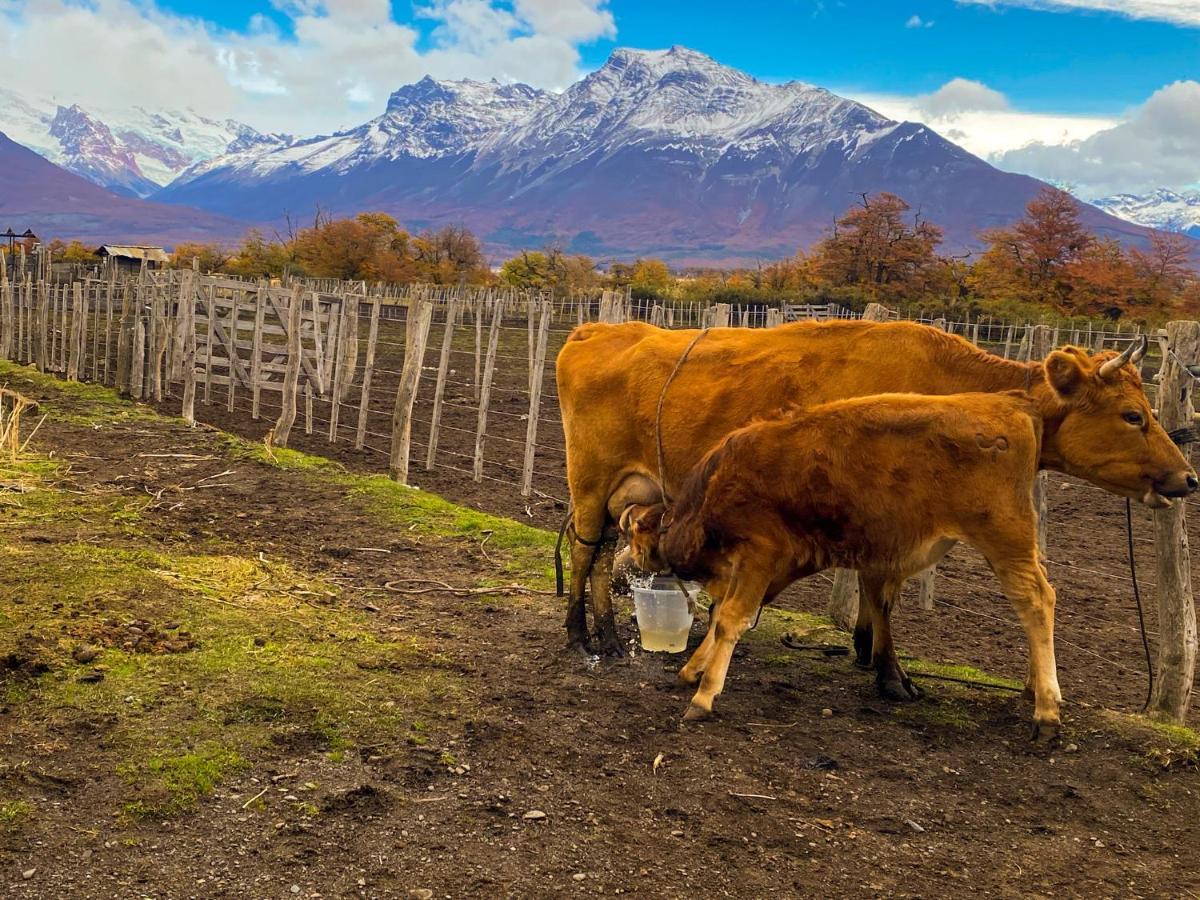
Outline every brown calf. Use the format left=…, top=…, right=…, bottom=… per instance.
left=621, top=347, right=1195, bottom=740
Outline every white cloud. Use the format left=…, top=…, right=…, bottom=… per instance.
left=916, top=77, right=1009, bottom=118
left=0, top=0, right=615, bottom=133
left=850, top=78, right=1116, bottom=160
left=996, top=80, right=1200, bottom=197
left=905, top=14, right=935, bottom=27
left=957, top=0, right=1200, bottom=27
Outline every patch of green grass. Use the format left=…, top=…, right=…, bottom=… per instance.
left=892, top=698, right=982, bottom=731
left=903, top=658, right=1023, bottom=692
left=8, top=542, right=462, bottom=817
left=745, top=608, right=844, bottom=650
left=0, top=800, right=31, bottom=828
left=348, top=474, right=557, bottom=586
left=220, top=433, right=343, bottom=472
left=0, top=360, right=162, bottom=426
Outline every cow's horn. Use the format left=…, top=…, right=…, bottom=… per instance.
left=1098, top=336, right=1145, bottom=379
left=1131, top=334, right=1148, bottom=364
left=618, top=505, right=634, bottom=536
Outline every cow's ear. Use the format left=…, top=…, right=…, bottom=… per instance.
left=1045, top=350, right=1087, bottom=399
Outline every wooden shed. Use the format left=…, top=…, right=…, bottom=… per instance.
left=97, top=245, right=169, bottom=272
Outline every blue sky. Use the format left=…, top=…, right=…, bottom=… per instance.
left=2, top=0, right=1197, bottom=196
left=156, top=0, right=1199, bottom=116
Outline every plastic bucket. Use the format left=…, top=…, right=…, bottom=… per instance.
left=632, top=577, right=695, bottom=652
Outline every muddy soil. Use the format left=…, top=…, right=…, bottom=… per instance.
left=2, top=371, right=1200, bottom=898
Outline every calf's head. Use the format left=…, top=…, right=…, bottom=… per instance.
left=615, top=503, right=670, bottom=573
left=1043, top=339, right=1196, bottom=508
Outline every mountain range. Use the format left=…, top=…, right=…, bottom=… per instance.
left=1092, top=189, right=1200, bottom=238
left=0, top=47, right=1190, bottom=261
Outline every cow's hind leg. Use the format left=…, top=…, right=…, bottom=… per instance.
left=589, top=534, right=623, bottom=657
left=565, top=503, right=607, bottom=653
left=860, top=572, right=921, bottom=702
left=683, top=565, right=771, bottom=720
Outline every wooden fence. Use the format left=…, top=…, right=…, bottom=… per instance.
left=1, top=261, right=1195, bottom=722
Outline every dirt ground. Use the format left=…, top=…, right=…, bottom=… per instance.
left=3, top=365, right=1200, bottom=899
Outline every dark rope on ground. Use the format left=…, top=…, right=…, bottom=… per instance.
left=1127, top=496, right=1155, bottom=711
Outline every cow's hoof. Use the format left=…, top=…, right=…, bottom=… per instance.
left=878, top=677, right=922, bottom=702
left=682, top=703, right=711, bottom=722
left=1030, top=719, right=1061, bottom=744
left=564, top=638, right=593, bottom=656
left=594, top=635, right=626, bottom=658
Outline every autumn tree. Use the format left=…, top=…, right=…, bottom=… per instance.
left=972, top=187, right=1093, bottom=309
left=501, top=249, right=598, bottom=296
left=810, top=193, right=948, bottom=302
left=1129, top=231, right=1195, bottom=309
left=629, top=258, right=672, bottom=297
left=170, top=242, right=229, bottom=273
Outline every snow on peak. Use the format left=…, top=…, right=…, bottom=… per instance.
left=1092, top=189, right=1200, bottom=236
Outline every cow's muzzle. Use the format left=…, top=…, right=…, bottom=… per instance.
left=1149, top=470, right=1200, bottom=503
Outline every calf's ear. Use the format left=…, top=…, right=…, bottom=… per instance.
left=1045, top=350, right=1087, bottom=399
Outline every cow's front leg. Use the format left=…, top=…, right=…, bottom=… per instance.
left=589, top=535, right=623, bottom=657
left=677, top=576, right=729, bottom=686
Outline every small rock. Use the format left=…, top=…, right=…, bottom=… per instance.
left=572, top=873, right=587, bottom=882
left=670, top=829, right=684, bottom=837
left=1065, top=743, right=1079, bottom=753
left=821, top=708, right=833, bottom=718
left=78, top=670, right=105, bottom=684
left=906, top=819, right=925, bottom=833
left=523, top=810, right=547, bottom=820
left=253, top=637, right=266, bottom=647
left=409, top=891, right=434, bottom=900
left=284, top=794, right=298, bottom=801
left=22, top=869, right=35, bottom=880
left=290, top=886, right=300, bottom=894
left=73, top=645, right=101, bottom=664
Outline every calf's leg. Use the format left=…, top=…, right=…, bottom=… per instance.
left=683, top=566, right=771, bottom=720
left=677, top=575, right=731, bottom=686
left=983, top=549, right=1062, bottom=741
left=859, top=572, right=921, bottom=702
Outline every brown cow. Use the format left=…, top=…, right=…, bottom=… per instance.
left=557, top=319, right=1069, bottom=655
left=619, top=347, right=1195, bottom=739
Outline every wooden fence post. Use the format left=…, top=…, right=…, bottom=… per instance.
left=521, top=301, right=551, bottom=496
left=67, top=281, right=83, bottom=381
left=1025, top=324, right=1054, bottom=554
left=355, top=299, right=381, bottom=450
left=1148, top=320, right=1199, bottom=721
left=250, top=282, right=266, bottom=419
left=181, top=272, right=197, bottom=425
left=115, top=278, right=136, bottom=395
left=473, top=300, right=503, bottom=482
left=389, top=299, right=434, bottom=484
left=226, top=289, right=241, bottom=412
left=425, top=299, right=458, bottom=470
left=273, top=285, right=304, bottom=447
left=203, top=285, right=216, bottom=404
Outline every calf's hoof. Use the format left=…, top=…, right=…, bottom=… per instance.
left=877, top=677, right=923, bottom=703
left=676, top=667, right=702, bottom=687
left=1030, top=719, right=1061, bottom=744
left=682, top=702, right=712, bottom=722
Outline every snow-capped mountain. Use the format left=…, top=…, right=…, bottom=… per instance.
left=1092, top=189, right=1200, bottom=238
left=157, top=46, right=1158, bottom=261
left=173, top=77, right=546, bottom=187
left=0, top=88, right=287, bottom=198
left=0, top=130, right=245, bottom=244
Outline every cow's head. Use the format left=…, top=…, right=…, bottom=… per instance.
left=615, top=502, right=670, bottom=573
left=1043, top=339, right=1197, bottom=508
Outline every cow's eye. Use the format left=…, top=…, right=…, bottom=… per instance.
left=1122, top=411, right=1144, bottom=427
